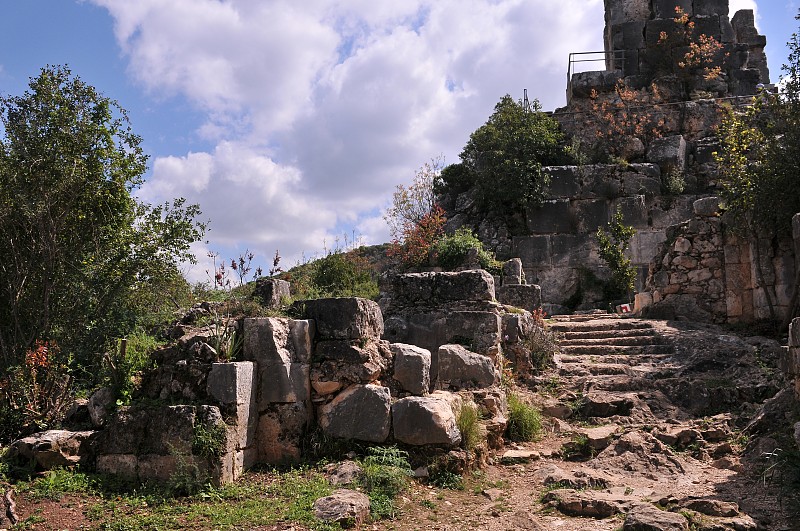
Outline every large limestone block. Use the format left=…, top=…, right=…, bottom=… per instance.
left=694, top=0, right=729, bottom=16
left=496, top=284, right=542, bottom=312
left=526, top=199, right=573, bottom=234
left=256, top=402, right=310, bottom=465
left=605, top=0, right=650, bottom=26
left=514, top=235, right=550, bottom=267
left=391, top=270, right=495, bottom=307
left=653, top=0, right=692, bottom=19
left=623, top=503, right=689, bottom=530
left=311, top=339, right=389, bottom=390
left=542, top=166, right=581, bottom=198
left=96, top=454, right=137, bottom=478
left=501, top=258, right=525, bottom=285
left=437, top=344, right=498, bottom=390
left=647, top=135, right=687, bottom=173
left=289, top=319, right=315, bottom=363
left=297, top=298, right=383, bottom=340
left=391, top=343, right=431, bottom=395
left=392, top=396, right=461, bottom=446
left=97, top=406, right=153, bottom=454
left=207, top=362, right=255, bottom=406
left=252, top=278, right=290, bottom=308
left=318, top=384, right=391, bottom=443
left=141, top=405, right=198, bottom=455
left=243, top=317, right=293, bottom=365
left=259, top=362, right=310, bottom=407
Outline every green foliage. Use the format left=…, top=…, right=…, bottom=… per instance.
left=438, top=95, right=570, bottom=222
left=428, top=468, right=464, bottom=490
left=387, top=205, right=447, bottom=270
left=193, top=421, right=228, bottom=459
left=595, top=208, right=636, bottom=301
left=662, top=168, right=686, bottom=196
left=360, top=446, right=412, bottom=519
left=23, top=468, right=94, bottom=500
left=716, top=15, right=800, bottom=238
left=0, top=66, right=205, bottom=429
left=505, top=393, right=542, bottom=442
left=434, top=228, right=500, bottom=272
left=280, top=247, right=379, bottom=301
left=456, top=402, right=486, bottom=452
left=103, top=332, right=163, bottom=405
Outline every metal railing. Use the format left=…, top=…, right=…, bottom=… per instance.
left=567, top=50, right=626, bottom=86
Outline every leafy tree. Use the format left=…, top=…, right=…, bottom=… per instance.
left=0, top=66, right=205, bottom=393
left=385, top=156, right=442, bottom=241
left=387, top=205, right=446, bottom=270
left=715, top=13, right=800, bottom=323
left=437, top=95, right=569, bottom=220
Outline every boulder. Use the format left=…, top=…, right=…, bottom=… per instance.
left=10, top=430, right=96, bottom=469
left=647, top=135, right=687, bottom=173
left=313, top=489, right=370, bottom=528
left=502, top=258, right=525, bottom=285
left=623, top=503, right=689, bottom=530
left=541, top=488, right=624, bottom=518
left=391, top=343, right=431, bottom=395
left=318, top=384, right=391, bottom=443
left=692, top=197, right=720, bottom=217
left=88, top=387, right=115, bottom=427
left=295, top=298, right=383, bottom=340
left=437, top=344, right=497, bottom=389
left=252, top=278, right=290, bottom=308
left=392, top=395, right=461, bottom=446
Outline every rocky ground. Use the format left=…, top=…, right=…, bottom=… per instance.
left=7, top=316, right=799, bottom=530
left=374, top=316, right=799, bottom=531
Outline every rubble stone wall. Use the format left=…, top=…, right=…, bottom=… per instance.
left=638, top=198, right=796, bottom=324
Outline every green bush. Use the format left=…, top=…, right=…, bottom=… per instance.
left=506, top=393, right=542, bottom=442
left=596, top=208, right=636, bottom=301
left=435, top=228, right=500, bottom=272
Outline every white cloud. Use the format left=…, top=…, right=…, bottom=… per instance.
left=93, top=0, right=605, bottom=269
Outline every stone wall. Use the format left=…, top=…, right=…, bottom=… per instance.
left=637, top=197, right=796, bottom=324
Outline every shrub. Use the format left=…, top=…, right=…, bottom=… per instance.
left=506, top=393, right=542, bottom=442
left=434, top=228, right=500, bottom=272
left=387, top=205, right=446, bottom=270
left=524, top=309, right=559, bottom=372
left=596, top=208, right=636, bottom=301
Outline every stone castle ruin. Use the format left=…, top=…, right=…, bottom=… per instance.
left=8, top=1, right=800, bottom=508
left=441, top=0, right=790, bottom=325
left=10, top=270, right=541, bottom=484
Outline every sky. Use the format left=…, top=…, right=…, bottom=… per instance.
left=0, top=0, right=794, bottom=284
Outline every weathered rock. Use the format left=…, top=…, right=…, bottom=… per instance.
left=502, top=258, right=525, bottom=285
left=581, top=391, right=635, bottom=417
left=256, top=402, right=310, bottom=465
left=88, top=387, right=115, bottom=427
left=496, top=284, right=542, bottom=312
left=647, top=135, right=687, bottom=173
left=693, top=197, right=720, bottom=217
left=437, top=344, right=497, bottom=389
left=389, top=270, right=496, bottom=308
left=327, top=460, right=363, bottom=486
left=682, top=498, right=739, bottom=517
left=542, top=488, right=624, bottom=518
left=10, top=430, right=96, bottom=469
left=313, top=489, right=370, bottom=527
left=252, top=278, right=290, bottom=308
left=535, top=464, right=610, bottom=489
left=297, top=297, right=383, bottom=340
left=392, top=395, right=461, bottom=446
left=318, top=385, right=391, bottom=443
left=390, top=343, right=431, bottom=395
left=794, top=422, right=800, bottom=451
left=623, top=503, right=689, bottom=530
left=207, top=362, right=254, bottom=406
left=583, top=424, right=620, bottom=450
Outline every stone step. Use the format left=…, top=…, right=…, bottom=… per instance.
left=559, top=335, right=668, bottom=347
left=560, top=344, right=675, bottom=356
left=559, top=328, right=659, bottom=340
left=549, top=320, right=654, bottom=333
left=558, top=353, right=673, bottom=365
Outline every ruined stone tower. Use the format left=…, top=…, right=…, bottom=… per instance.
left=601, top=0, right=768, bottom=91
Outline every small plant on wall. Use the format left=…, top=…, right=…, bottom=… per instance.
left=596, top=208, right=636, bottom=302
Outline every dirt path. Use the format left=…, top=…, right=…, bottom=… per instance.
left=379, top=316, right=795, bottom=531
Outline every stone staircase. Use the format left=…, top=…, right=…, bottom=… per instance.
left=550, top=315, right=676, bottom=384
